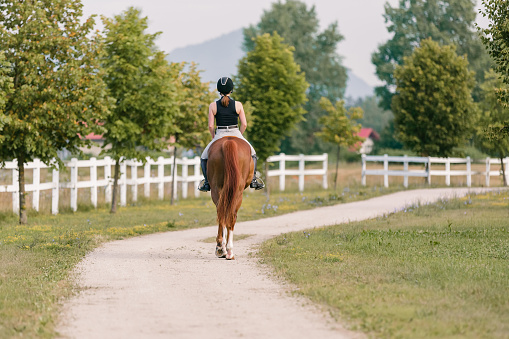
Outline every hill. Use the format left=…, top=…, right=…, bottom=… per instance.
left=168, top=28, right=374, bottom=99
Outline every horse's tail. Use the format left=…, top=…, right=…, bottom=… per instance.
left=217, top=139, right=241, bottom=228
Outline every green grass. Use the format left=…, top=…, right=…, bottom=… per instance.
left=260, top=191, right=509, bottom=338
left=0, top=185, right=397, bottom=338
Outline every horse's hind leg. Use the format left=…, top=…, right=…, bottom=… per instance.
left=215, top=224, right=227, bottom=258
left=226, top=227, right=234, bottom=260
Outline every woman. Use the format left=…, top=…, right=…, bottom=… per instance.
left=198, top=76, right=264, bottom=192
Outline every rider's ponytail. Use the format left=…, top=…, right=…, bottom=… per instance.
left=221, top=95, right=230, bottom=107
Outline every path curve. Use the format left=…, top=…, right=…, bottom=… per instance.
left=57, top=188, right=497, bottom=338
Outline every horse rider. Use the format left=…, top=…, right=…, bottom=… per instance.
left=198, top=76, right=265, bottom=192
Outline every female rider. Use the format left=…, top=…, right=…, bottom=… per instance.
left=198, top=76, right=264, bottom=192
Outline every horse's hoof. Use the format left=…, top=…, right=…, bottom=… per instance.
left=226, top=256, right=235, bottom=260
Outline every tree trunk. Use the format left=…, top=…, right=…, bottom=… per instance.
left=500, top=156, right=507, bottom=187
left=110, top=158, right=120, bottom=214
left=265, top=161, right=270, bottom=200
left=171, top=146, right=177, bottom=205
left=334, top=145, right=340, bottom=191
left=18, top=156, right=27, bottom=224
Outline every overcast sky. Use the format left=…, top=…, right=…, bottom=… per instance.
left=81, top=0, right=488, bottom=87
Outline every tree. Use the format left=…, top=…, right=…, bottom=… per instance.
left=243, top=0, right=347, bottom=154
left=373, top=0, right=491, bottom=110
left=0, top=0, right=110, bottom=224
left=350, top=96, right=392, bottom=135
left=0, top=52, right=12, bottom=145
left=169, top=62, right=215, bottom=204
left=392, top=39, right=476, bottom=157
left=236, top=32, right=308, bottom=182
left=101, top=7, right=179, bottom=213
left=475, top=70, right=509, bottom=185
left=316, top=98, right=363, bottom=191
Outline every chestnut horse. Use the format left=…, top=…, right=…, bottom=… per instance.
left=208, top=136, right=254, bottom=260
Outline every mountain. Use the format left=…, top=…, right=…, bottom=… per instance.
left=168, top=28, right=373, bottom=99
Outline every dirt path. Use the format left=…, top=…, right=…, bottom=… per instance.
left=57, top=188, right=496, bottom=338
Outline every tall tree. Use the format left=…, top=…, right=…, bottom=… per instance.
left=316, top=98, right=363, bottom=191
left=0, top=52, right=12, bottom=145
left=243, top=0, right=347, bottom=154
left=0, top=0, right=109, bottom=224
left=373, top=0, right=491, bottom=110
left=475, top=70, right=509, bottom=185
left=101, top=7, right=179, bottom=213
left=236, top=32, right=308, bottom=183
left=169, top=62, right=215, bottom=204
left=392, top=39, right=476, bottom=157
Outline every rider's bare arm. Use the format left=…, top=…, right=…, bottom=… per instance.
left=236, top=101, right=247, bottom=134
left=208, top=102, right=216, bottom=138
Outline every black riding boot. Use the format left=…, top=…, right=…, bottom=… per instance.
left=198, top=158, right=210, bottom=192
left=250, top=155, right=265, bottom=190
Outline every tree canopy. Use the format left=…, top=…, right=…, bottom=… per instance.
left=236, top=32, right=308, bottom=163
left=373, top=0, right=490, bottom=110
left=0, top=0, right=110, bottom=223
left=243, top=0, right=347, bottom=154
left=392, top=39, right=476, bottom=157
left=100, top=7, right=179, bottom=212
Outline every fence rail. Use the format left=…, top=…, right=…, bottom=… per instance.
left=362, top=154, right=509, bottom=188
left=1, top=153, right=328, bottom=215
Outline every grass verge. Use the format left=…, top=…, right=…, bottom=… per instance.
left=260, top=190, right=509, bottom=338
left=0, top=185, right=397, bottom=338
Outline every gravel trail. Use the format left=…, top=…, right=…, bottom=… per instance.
left=57, top=188, right=495, bottom=338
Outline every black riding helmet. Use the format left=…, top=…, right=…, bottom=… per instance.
left=217, top=76, right=233, bottom=94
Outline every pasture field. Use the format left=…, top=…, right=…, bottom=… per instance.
left=260, top=191, right=509, bottom=339
left=0, top=184, right=396, bottom=338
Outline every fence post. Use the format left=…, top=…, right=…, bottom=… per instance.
left=158, top=156, right=164, bottom=200
left=403, top=155, right=408, bottom=188
left=144, top=159, right=151, bottom=198
left=32, top=159, right=41, bottom=212
left=322, top=153, right=328, bottom=190
left=445, top=158, right=451, bottom=186
left=427, top=157, right=432, bottom=185
left=182, top=158, right=188, bottom=199
left=486, top=157, right=490, bottom=187
left=504, top=157, right=509, bottom=187
left=12, top=159, right=19, bottom=214
left=120, top=160, right=127, bottom=207
left=172, top=157, right=178, bottom=202
left=279, top=153, right=286, bottom=191
left=104, top=156, right=112, bottom=204
left=361, top=154, right=366, bottom=186
left=131, top=161, right=138, bottom=203
left=90, top=157, right=98, bottom=208
left=298, top=154, right=305, bottom=192
left=70, top=158, right=78, bottom=212
left=466, top=156, right=471, bottom=187
left=52, top=162, right=59, bottom=215
left=194, top=157, right=200, bottom=198
left=383, top=154, right=389, bottom=188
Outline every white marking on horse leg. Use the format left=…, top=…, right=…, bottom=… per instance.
left=222, top=227, right=227, bottom=247
left=226, top=228, right=234, bottom=260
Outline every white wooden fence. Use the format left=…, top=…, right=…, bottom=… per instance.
left=362, top=154, right=509, bottom=188
left=0, top=153, right=328, bottom=215
left=267, top=153, right=328, bottom=191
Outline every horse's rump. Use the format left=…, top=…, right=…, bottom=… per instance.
left=208, top=137, right=252, bottom=229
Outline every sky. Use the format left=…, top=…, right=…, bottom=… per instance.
left=81, top=0, right=488, bottom=87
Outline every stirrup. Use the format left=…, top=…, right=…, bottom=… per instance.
left=250, top=177, right=265, bottom=190
left=198, top=179, right=210, bottom=192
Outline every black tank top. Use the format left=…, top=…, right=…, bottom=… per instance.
left=215, top=98, right=238, bottom=126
